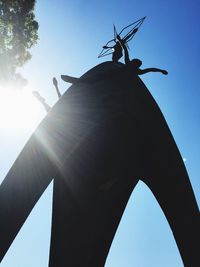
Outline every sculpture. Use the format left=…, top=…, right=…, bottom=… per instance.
left=0, top=18, right=199, bottom=267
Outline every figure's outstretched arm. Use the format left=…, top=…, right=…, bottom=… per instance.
left=116, top=34, right=130, bottom=65
left=32, top=91, right=51, bottom=112
left=103, top=45, right=111, bottom=49
left=138, top=68, right=168, bottom=75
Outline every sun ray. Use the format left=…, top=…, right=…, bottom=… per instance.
left=0, top=86, right=44, bottom=133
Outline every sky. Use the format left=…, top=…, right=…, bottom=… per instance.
left=0, top=0, right=199, bottom=266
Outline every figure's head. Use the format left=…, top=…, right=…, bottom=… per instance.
left=131, top=58, right=142, bottom=68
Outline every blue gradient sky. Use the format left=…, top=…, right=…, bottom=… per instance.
left=0, top=1, right=199, bottom=266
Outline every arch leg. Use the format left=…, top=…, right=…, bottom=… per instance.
left=143, top=133, right=199, bottom=267
left=49, top=119, right=140, bottom=267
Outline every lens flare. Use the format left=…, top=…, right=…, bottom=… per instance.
left=0, top=86, right=44, bottom=133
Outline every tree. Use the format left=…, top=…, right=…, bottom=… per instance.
left=0, top=0, right=39, bottom=87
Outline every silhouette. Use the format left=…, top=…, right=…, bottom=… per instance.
left=61, top=74, right=79, bottom=84
left=32, top=91, right=51, bottom=112
left=61, top=41, right=167, bottom=84
left=99, top=17, right=146, bottom=62
left=117, top=34, right=168, bottom=75
left=102, top=28, right=137, bottom=62
left=60, top=61, right=167, bottom=84
left=53, top=77, right=61, bottom=99
left=33, top=78, right=62, bottom=112
left=0, top=23, right=199, bottom=267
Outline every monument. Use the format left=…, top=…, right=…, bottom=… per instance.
left=0, top=18, right=199, bottom=267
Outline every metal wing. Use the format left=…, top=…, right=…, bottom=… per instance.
left=98, top=16, right=146, bottom=58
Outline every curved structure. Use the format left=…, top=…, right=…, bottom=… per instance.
left=0, top=62, right=199, bottom=266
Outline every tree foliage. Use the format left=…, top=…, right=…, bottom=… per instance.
left=0, top=0, right=39, bottom=86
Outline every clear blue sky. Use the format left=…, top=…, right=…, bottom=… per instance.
left=0, top=0, right=199, bottom=266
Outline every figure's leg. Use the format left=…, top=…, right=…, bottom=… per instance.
left=142, top=131, right=199, bottom=267
left=49, top=118, right=140, bottom=267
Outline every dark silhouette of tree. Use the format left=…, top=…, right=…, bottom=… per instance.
left=0, top=0, right=38, bottom=87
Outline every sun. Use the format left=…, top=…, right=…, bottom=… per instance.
left=0, top=86, right=45, bottom=133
